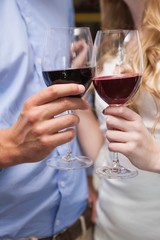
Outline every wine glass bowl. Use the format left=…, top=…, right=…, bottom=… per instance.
left=42, top=27, right=94, bottom=95
left=93, top=73, right=142, bottom=106
left=92, top=29, right=143, bottom=179
left=42, top=27, right=95, bottom=170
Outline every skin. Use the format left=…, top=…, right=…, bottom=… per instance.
left=0, top=83, right=89, bottom=168
left=103, top=106, right=160, bottom=173
left=71, top=40, right=89, bottom=68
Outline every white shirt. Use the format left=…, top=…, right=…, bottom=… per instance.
left=94, top=74, right=160, bottom=240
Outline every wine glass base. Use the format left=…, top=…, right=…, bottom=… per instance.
left=96, top=166, right=138, bottom=180
left=47, top=156, right=93, bottom=170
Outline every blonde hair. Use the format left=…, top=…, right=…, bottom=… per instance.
left=99, top=0, right=160, bottom=95
left=99, top=0, right=160, bottom=132
left=140, top=0, right=160, bottom=97
left=131, top=0, right=160, bottom=132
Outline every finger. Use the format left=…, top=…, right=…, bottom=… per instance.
left=26, top=97, right=89, bottom=121
left=106, top=130, right=130, bottom=143
left=71, top=50, right=88, bottom=68
left=108, top=142, right=129, bottom=155
left=25, top=84, right=86, bottom=107
left=40, top=128, right=76, bottom=148
left=71, top=40, right=89, bottom=68
left=106, top=115, right=133, bottom=132
left=32, top=114, right=80, bottom=137
left=72, top=47, right=88, bottom=68
left=104, top=106, right=140, bottom=121
left=71, top=39, right=87, bottom=52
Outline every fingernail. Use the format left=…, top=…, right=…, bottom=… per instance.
left=78, top=84, right=85, bottom=92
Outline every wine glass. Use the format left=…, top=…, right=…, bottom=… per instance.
left=92, top=29, right=143, bottom=179
left=42, top=27, right=95, bottom=170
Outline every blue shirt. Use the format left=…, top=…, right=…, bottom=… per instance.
left=0, top=0, right=88, bottom=239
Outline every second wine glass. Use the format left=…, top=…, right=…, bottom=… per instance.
left=92, top=29, right=143, bottom=179
left=42, top=27, right=95, bottom=170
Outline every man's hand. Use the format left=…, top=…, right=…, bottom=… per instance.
left=0, top=84, right=89, bottom=167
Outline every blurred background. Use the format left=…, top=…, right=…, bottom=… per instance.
left=74, top=0, right=101, bottom=39
left=73, top=0, right=135, bottom=40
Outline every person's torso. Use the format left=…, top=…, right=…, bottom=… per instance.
left=0, top=1, right=88, bottom=239
left=94, top=75, right=160, bottom=240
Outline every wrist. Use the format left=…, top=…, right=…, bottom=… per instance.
left=0, top=129, right=20, bottom=168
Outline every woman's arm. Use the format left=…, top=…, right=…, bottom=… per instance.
left=76, top=108, right=105, bottom=162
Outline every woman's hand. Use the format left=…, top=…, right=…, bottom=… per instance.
left=103, top=106, right=160, bottom=173
left=0, top=84, right=89, bottom=167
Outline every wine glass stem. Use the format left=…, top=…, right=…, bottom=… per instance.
left=112, top=152, right=120, bottom=168
left=65, top=142, right=72, bottom=161
left=64, top=110, right=74, bottom=162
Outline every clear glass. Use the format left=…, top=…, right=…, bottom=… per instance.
left=92, top=29, right=143, bottom=179
left=42, top=27, right=95, bottom=170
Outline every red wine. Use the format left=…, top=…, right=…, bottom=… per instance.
left=43, top=67, right=95, bottom=97
left=93, top=73, right=141, bottom=105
